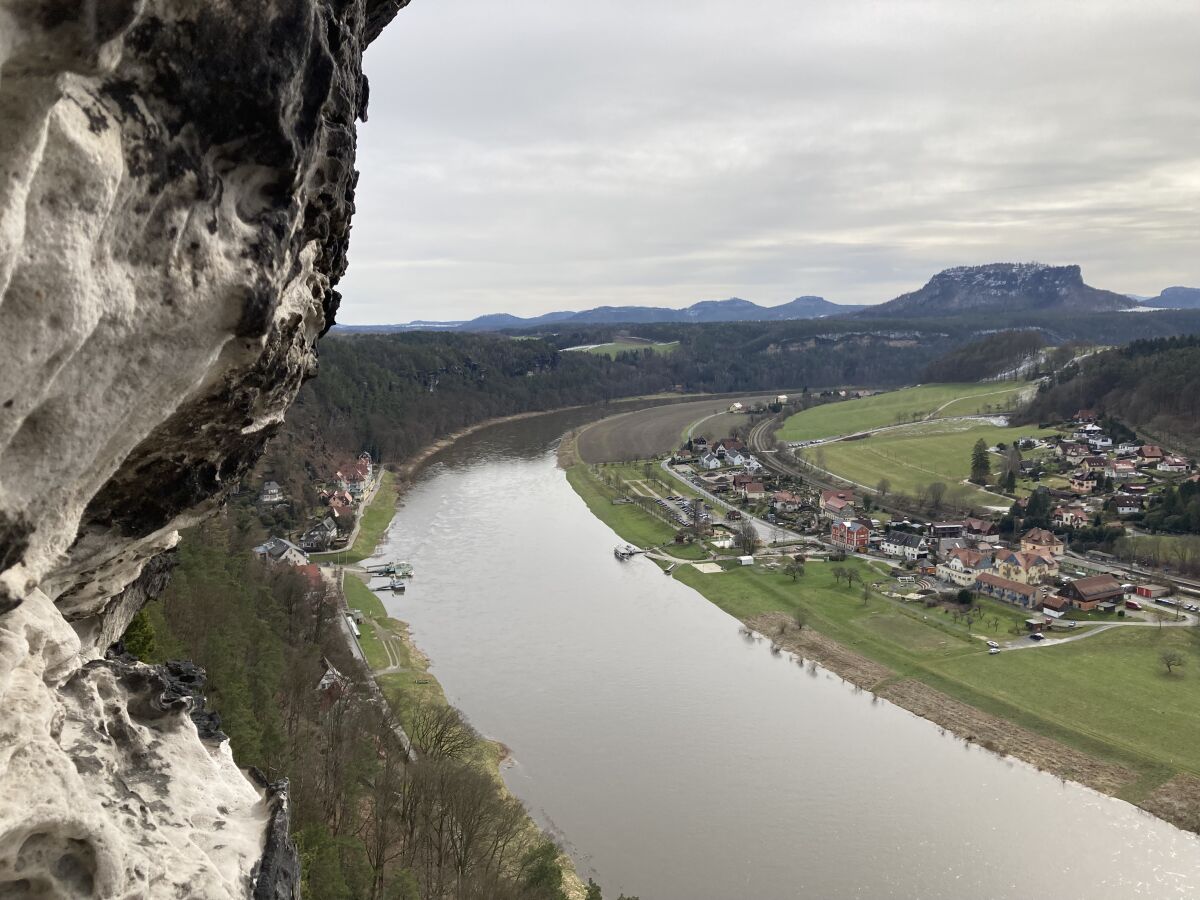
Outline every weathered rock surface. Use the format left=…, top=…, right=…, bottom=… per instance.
left=0, top=1, right=405, bottom=895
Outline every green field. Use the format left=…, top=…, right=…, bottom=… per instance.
left=778, top=382, right=1031, bottom=443
left=566, top=464, right=708, bottom=559
left=813, top=419, right=1060, bottom=508
left=581, top=340, right=679, bottom=359
left=343, top=573, right=390, bottom=669
left=931, top=627, right=1200, bottom=777
left=311, top=470, right=397, bottom=563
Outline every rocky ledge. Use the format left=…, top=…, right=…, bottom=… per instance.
left=0, top=1, right=405, bottom=895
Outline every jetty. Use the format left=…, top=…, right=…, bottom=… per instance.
left=366, top=561, right=414, bottom=578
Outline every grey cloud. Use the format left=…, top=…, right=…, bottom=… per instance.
left=339, top=0, right=1200, bottom=323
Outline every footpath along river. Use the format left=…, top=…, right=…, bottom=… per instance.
left=367, top=410, right=1200, bottom=899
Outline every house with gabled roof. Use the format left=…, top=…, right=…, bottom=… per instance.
left=819, top=489, right=857, bottom=520
left=993, top=548, right=1058, bottom=585
left=975, top=572, right=1047, bottom=609
left=1021, top=528, right=1064, bottom=559
left=882, top=530, right=928, bottom=561
left=937, top=547, right=994, bottom=588
left=252, top=536, right=309, bottom=567
left=1055, top=574, right=1124, bottom=610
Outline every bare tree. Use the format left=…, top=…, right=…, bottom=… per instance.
left=784, top=561, right=805, bottom=582
left=737, top=520, right=758, bottom=556
left=1160, top=650, right=1184, bottom=675
left=407, top=703, right=479, bottom=761
left=927, top=481, right=947, bottom=511
left=876, top=477, right=891, bottom=499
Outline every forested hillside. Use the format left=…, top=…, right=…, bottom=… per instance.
left=1022, top=336, right=1200, bottom=450
left=919, top=330, right=1049, bottom=382
left=286, top=328, right=958, bottom=465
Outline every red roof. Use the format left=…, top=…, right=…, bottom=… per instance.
left=296, top=564, right=324, bottom=591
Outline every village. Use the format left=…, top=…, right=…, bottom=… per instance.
left=651, top=406, right=1200, bottom=648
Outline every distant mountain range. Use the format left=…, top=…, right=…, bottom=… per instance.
left=335, top=296, right=865, bottom=332
left=336, top=264, right=1196, bottom=332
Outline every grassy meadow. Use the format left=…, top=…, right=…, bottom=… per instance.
left=778, top=382, right=1031, bottom=443
left=813, top=419, right=1061, bottom=507
left=582, top=340, right=680, bottom=358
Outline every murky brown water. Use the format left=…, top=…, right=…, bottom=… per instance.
left=369, top=411, right=1200, bottom=899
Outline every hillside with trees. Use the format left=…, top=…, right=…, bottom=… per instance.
left=919, top=330, right=1049, bottom=382
left=1021, top=336, right=1200, bottom=451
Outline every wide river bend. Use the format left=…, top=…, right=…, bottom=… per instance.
left=369, top=411, right=1200, bottom=899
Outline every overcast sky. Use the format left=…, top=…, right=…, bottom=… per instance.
left=338, top=0, right=1200, bottom=324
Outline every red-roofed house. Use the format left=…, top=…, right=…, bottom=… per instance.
left=819, top=489, right=858, bottom=520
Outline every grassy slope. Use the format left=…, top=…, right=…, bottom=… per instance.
left=778, top=382, right=1029, bottom=442
left=584, top=341, right=679, bottom=358
left=567, top=463, right=1200, bottom=798
left=932, top=626, right=1200, bottom=777
left=311, top=469, right=397, bottom=563
left=819, top=420, right=1060, bottom=505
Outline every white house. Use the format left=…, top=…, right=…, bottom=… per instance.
left=936, top=548, right=994, bottom=588
left=1158, top=456, right=1191, bottom=473
left=259, top=480, right=284, bottom=504
left=881, top=530, right=929, bottom=561
left=253, top=536, right=309, bottom=567
left=698, top=452, right=722, bottom=470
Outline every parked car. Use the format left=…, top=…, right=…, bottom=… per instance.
left=1029, top=633, right=1045, bottom=641
left=988, top=647, right=1001, bottom=655
left=986, top=640, right=1000, bottom=649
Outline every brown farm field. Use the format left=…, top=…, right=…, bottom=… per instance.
left=576, top=394, right=779, bottom=463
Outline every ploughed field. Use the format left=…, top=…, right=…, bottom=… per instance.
left=576, top=394, right=777, bottom=463
left=778, top=381, right=1032, bottom=443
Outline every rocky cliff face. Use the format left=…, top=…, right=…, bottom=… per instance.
left=861, top=263, right=1137, bottom=317
left=0, top=1, right=405, bottom=896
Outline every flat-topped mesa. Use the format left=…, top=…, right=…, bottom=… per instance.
left=0, top=1, right=406, bottom=896
left=860, top=263, right=1138, bottom=317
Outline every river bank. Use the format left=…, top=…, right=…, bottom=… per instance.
left=563, top=460, right=1200, bottom=835
left=331, top=411, right=616, bottom=899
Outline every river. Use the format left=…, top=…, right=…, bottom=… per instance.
left=368, top=411, right=1200, bottom=899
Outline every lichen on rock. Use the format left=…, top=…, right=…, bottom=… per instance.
left=0, top=1, right=406, bottom=895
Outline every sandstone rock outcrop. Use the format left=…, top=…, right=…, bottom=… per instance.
left=0, top=1, right=406, bottom=895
